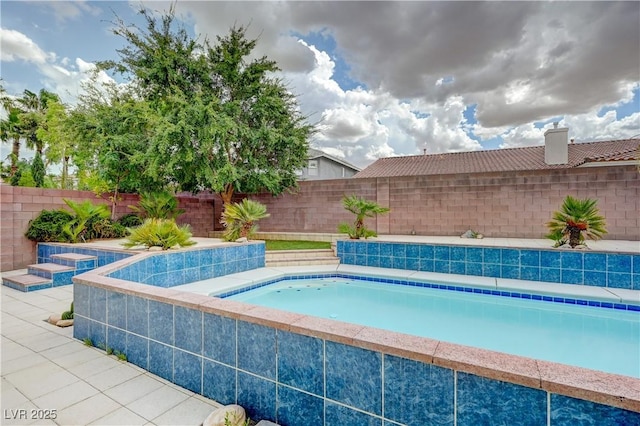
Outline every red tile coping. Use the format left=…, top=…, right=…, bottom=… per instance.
left=75, top=274, right=640, bottom=413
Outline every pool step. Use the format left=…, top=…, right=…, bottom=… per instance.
left=50, top=253, right=97, bottom=271
left=2, top=274, right=53, bottom=292
left=266, top=249, right=340, bottom=267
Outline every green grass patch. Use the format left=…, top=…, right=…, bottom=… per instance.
left=264, top=240, right=331, bottom=251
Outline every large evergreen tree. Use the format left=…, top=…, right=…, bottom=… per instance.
left=99, top=7, right=312, bottom=204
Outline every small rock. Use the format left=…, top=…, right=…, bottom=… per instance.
left=203, top=405, right=246, bottom=426
left=48, top=314, right=62, bottom=325
left=235, top=237, right=248, bottom=243
left=476, top=233, right=484, bottom=239
left=460, top=230, right=475, bottom=238
left=148, top=246, right=163, bottom=251
left=56, top=319, right=74, bottom=327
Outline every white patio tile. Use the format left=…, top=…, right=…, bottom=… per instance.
left=32, top=380, right=99, bottom=411
left=54, top=393, right=121, bottom=426
left=125, top=385, right=191, bottom=421
left=84, top=362, right=145, bottom=392
left=89, top=406, right=148, bottom=426
left=103, top=374, right=166, bottom=406
left=151, top=395, right=219, bottom=426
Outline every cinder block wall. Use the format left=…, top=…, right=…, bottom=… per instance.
left=0, top=186, right=214, bottom=271
left=243, top=165, right=639, bottom=240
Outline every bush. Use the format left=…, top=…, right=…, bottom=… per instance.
left=25, top=210, right=74, bottom=242
left=86, top=217, right=128, bottom=240
left=117, top=213, right=143, bottom=228
left=221, top=199, right=269, bottom=242
left=122, top=218, right=195, bottom=250
left=337, top=195, right=390, bottom=239
left=129, top=191, right=184, bottom=220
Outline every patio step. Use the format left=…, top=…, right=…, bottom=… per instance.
left=2, top=274, right=53, bottom=292
left=50, top=253, right=97, bottom=271
left=266, top=249, right=340, bottom=267
left=27, top=263, right=76, bottom=287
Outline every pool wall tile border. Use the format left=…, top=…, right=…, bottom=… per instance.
left=73, top=257, right=640, bottom=425
left=337, top=240, right=640, bottom=291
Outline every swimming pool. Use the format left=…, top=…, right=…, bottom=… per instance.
left=224, top=275, right=640, bottom=378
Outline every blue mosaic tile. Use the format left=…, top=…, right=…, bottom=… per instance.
left=633, top=255, right=640, bottom=274
left=173, top=349, right=202, bottom=394
left=367, top=256, right=381, bottom=267
left=148, top=300, right=174, bottom=345
left=166, top=270, right=185, bottom=287
left=405, top=257, right=419, bottom=271
left=326, top=341, right=382, bottom=415
left=106, top=292, right=126, bottom=329
left=149, top=341, right=173, bottom=382
left=237, top=372, right=276, bottom=422
left=325, top=401, right=382, bottom=426
left=379, top=243, right=393, bottom=257
left=213, top=262, right=225, bottom=277
left=355, top=242, right=367, bottom=255
left=74, top=284, right=90, bottom=317
left=540, top=251, right=561, bottom=268
left=434, top=260, right=450, bottom=274
left=450, top=261, right=466, bottom=274
left=237, top=321, right=276, bottom=379
left=501, top=265, right=520, bottom=279
left=384, top=355, right=454, bottom=426
left=561, top=251, right=583, bottom=270
left=73, top=316, right=89, bottom=340
left=550, top=394, right=640, bottom=426
left=483, top=248, right=501, bottom=264
left=457, top=372, right=546, bottom=426
left=183, top=267, right=199, bottom=284
left=466, top=262, right=483, bottom=276
left=561, top=269, right=583, bottom=285
left=203, top=360, right=236, bottom=405
left=89, top=287, right=106, bottom=323
left=391, top=257, right=406, bottom=270
left=367, top=243, right=380, bottom=256
left=380, top=256, right=393, bottom=269
left=520, top=266, right=540, bottom=281
left=277, top=331, right=323, bottom=396
left=501, top=249, right=519, bottom=265
left=391, top=244, right=406, bottom=258
left=633, top=274, right=640, bottom=291
left=607, top=272, right=632, bottom=289
left=277, top=385, right=323, bottom=426
left=584, top=253, right=607, bottom=272
left=448, top=246, right=464, bottom=262
left=107, top=327, right=126, bottom=354
left=89, top=320, right=106, bottom=348
left=540, top=267, right=561, bottom=283
left=175, top=306, right=202, bottom=354
left=406, top=244, right=419, bottom=258
left=520, top=250, right=540, bottom=267
left=465, top=247, right=482, bottom=263
left=607, top=254, right=632, bottom=273
left=419, top=245, right=434, bottom=259
left=355, top=255, right=368, bottom=266
left=151, top=254, right=168, bottom=274
left=203, top=313, right=236, bottom=366
left=482, top=264, right=500, bottom=278
left=126, top=295, right=148, bottom=337
left=126, top=333, right=148, bottom=370
left=434, top=246, right=450, bottom=261
left=419, top=258, right=434, bottom=272
left=584, top=271, right=607, bottom=287
left=198, top=249, right=212, bottom=267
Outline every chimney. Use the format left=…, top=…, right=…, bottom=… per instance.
left=544, top=122, right=569, bottom=165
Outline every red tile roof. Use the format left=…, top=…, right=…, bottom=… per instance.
left=353, top=139, right=640, bottom=178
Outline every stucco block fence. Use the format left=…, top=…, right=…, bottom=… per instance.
left=73, top=242, right=640, bottom=425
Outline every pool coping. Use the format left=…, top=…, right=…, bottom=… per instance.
left=74, top=263, right=640, bottom=413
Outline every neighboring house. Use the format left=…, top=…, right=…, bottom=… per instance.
left=354, top=125, right=639, bottom=178
left=297, top=148, right=361, bottom=180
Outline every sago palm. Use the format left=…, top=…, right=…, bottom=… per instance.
left=221, top=199, right=270, bottom=241
left=546, top=196, right=607, bottom=248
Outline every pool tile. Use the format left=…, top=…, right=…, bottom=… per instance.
left=550, top=394, right=640, bottom=426
left=466, top=262, right=483, bottom=277
left=166, top=270, right=185, bottom=287
left=406, top=244, right=419, bottom=258
left=366, top=243, right=380, bottom=256
left=483, top=248, right=501, bottom=264
left=151, top=254, right=168, bottom=274
left=450, top=261, right=466, bottom=275
left=107, top=327, right=126, bottom=354
left=520, top=250, right=540, bottom=267
left=434, top=260, right=450, bottom=274
left=173, top=349, right=202, bottom=394
left=540, top=267, right=561, bottom=283
left=277, top=331, right=323, bottom=396
left=326, top=341, right=382, bottom=415
left=501, top=265, right=520, bottom=279
left=367, top=255, right=381, bottom=268
left=74, top=284, right=90, bottom=317
left=73, top=315, right=89, bottom=340
left=149, top=300, right=174, bottom=345
left=127, top=333, right=149, bottom=370
left=584, top=271, right=607, bottom=287
left=540, top=251, right=561, bottom=268
left=405, top=257, right=419, bottom=271
left=237, top=372, right=276, bottom=422
left=126, top=295, right=149, bottom=337
left=419, top=245, right=434, bottom=259
left=391, top=257, right=406, bottom=270
left=107, top=291, right=126, bottom=329
left=456, top=372, right=546, bottom=426
left=276, top=385, right=323, bottom=426
left=392, top=244, right=407, bottom=258
left=466, top=247, right=483, bottom=263
left=203, top=313, right=236, bottom=366
left=482, top=264, right=500, bottom=278
left=237, top=321, right=276, bottom=379
left=561, top=269, right=583, bottom=285
left=520, top=266, right=540, bottom=281
left=584, top=253, right=607, bottom=272
left=384, top=355, right=454, bottom=426
left=450, top=246, right=465, bottom=262
left=607, top=254, right=632, bottom=273
left=434, top=246, right=450, bottom=261
left=183, top=267, right=199, bottom=284
left=380, top=256, right=393, bottom=269
left=379, top=243, right=393, bottom=257
left=560, top=251, right=584, bottom=270
left=355, top=255, right=368, bottom=266
left=633, top=274, right=640, bottom=291
left=89, top=320, right=106, bottom=348
left=501, top=249, right=519, bottom=265
left=325, top=401, right=382, bottom=426
left=419, top=258, right=435, bottom=272
left=149, top=341, right=173, bottom=382
left=355, top=243, right=367, bottom=255
left=89, top=287, right=107, bottom=323
left=633, top=255, right=640, bottom=274
left=607, top=272, right=632, bottom=289
left=203, top=360, right=236, bottom=405
left=175, top=306, right=202, bottom=354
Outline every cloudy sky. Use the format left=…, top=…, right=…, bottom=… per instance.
left=2, top=1, right=639, bottom=168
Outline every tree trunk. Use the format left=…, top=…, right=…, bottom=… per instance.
left=220, top=184, right=234, bottom=206
left=568, top=227, right=582, bottom=248
left=10, top=136, right=20, bottom=176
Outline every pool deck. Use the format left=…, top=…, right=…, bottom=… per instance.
left=2, top=236, right=639, bottom=424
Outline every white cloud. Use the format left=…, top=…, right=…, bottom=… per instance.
left=47, top=1, right=102, bottom=24
left=0, top=28, right=52, bottom=64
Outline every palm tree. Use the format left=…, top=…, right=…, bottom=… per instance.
left=338, top=195, right=390, bottom=239
left=0, top=107, right=23, bottom=177
left=546, top=195, right=607, bottom=248
left=17, top=89, right=60, bottom=154
left=221, top=199, right=270, bottom=241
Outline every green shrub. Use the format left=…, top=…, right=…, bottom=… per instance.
left=86, top=217, right=128, bottom=240
left=25, top=209, right=74, bottom=242
left=337, top=195, right=390, bottom=239
left=61, top=310, right=74, bottom=320
left=129, top=191, right=184, bottom=220
left=122, top=218, right=196, bottom=250
left=221, top=199, right=269, bottom=242
left=117, top=213, right=143, bottom=228
left=62, top=199, right=110, bottom=243
left=546, top=195, right=607, bottom=248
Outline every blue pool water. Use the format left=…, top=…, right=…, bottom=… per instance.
left=226, top=276, right=640, bottom=378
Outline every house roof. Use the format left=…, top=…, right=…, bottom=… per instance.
left=353, top=139, right=640, bottom=179
left=308, top=148, right=362, bottom=172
